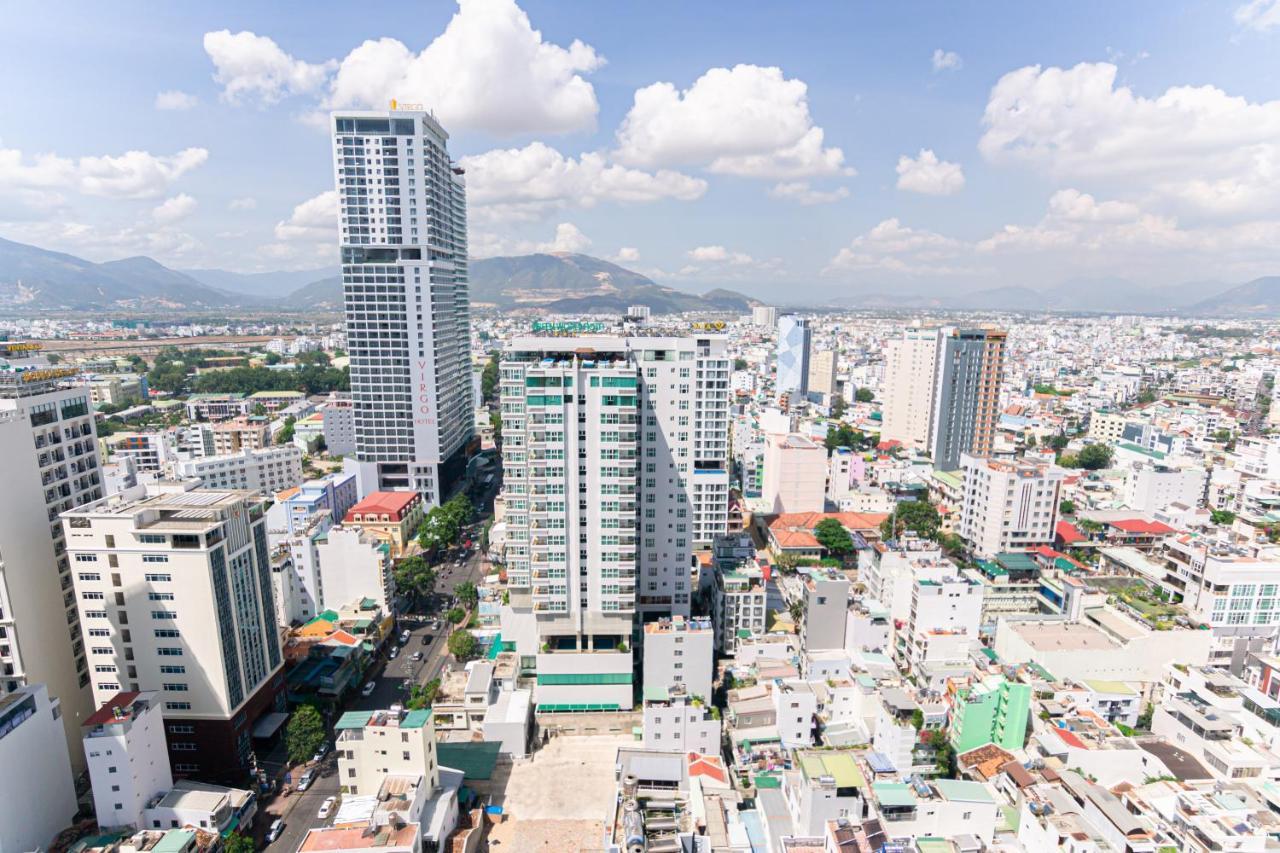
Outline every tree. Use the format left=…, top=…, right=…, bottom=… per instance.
left=264, top=352, right=283, bottom=365
left=1060, top=499, right=1076, bottom=516
left=1211, top=509, right=1237, bottom=526
left=830, top=396, right=848, bottom=419
left=910, top=708, right=924, bottom=731
left=393, top=556, right=436, bottom=604
left=1136, top=388, right=1157, bottom=404
left=854, top=387, right=873, bottom=403
left=286, top=705, right=326, bottom=765
left=1076, top=443, right=1114, bottom=470
left=938, top=533, right=966, bottom=559
left=480, top=351, right=499, bottom=404
left=277, top=415, right=296, bottom=445
left=448, top=629, right=478, bottom=660
left=787, top=599, right=805, bottom=622
left=733, top=357, right=749, bottom=371
left=406, top=678, right=440, bottom=710
left=418, top=493, right=473, bottom=552
left=881, top=500, right=941, bottom=540
left=1049, top=433, right=1070, bottom=451
left=924, top=729, right=957, bottom=778
left=824, top=424, right=864, bottom=452
left=446, top=607, right=465, bottom=624
left=223, top=832, right=255, bottom=853
left=814, top=517, right=854, bottom=556
left=455, top=581, right=478, bottom=609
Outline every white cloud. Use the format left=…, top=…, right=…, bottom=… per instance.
left=322, top=0, right=603, bottom=134
left=980, top=61, right=1280, bottom=216
left=459, top=142, right=706, bottom=222
left=0, top=146, right=207, bottom=200
left=615, top=247, right=640, bottom=263
left=543, top=222, right=591, bottom=253
left=228, top=197, right=257, bottom=210
left=204, top=30, right=334, bottom=105
left=895, top=149, right=965, bottom=195
left=769, top=181, right=849, bottom=205
left=273, top=190, right=338, bottom=242
left=469, top=221, right=592, bottom=258
left=614, top=64, right=851, bottom=178
left=1236, top=0, right=1280, bottom=32
left=1, top=219, right=201, bottom=263
left=153, top=193, right=197, bottom=224
left=1046, top=188, right=1139, bottom=223
left=826, top=218, right=971, bottom=275
left=932, top=49, right=962, bottom=72
left=687, top=245, right=754, bottom=265
left=155, top=90, right=198, bottom=111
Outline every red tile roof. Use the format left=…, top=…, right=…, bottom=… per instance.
left=687, top=752, right=729, bottom=785
left=1108, top=518, right=1175, bottom=535
left=768, top=511, right=889, bottom=549
left=84, top=692, right=141, bottom=727
left=1056, top=520, right=1085, bottom=544
left=1052, top=726, right=1087, bottom=749
left=345, top=491, right=419, bottom=522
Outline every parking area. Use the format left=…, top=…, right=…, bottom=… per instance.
left=483, top=734, right=632, bottom=851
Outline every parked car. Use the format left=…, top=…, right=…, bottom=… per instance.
left=267, top=820, right=285, bottom=843
left=318, top=797, right=337, bottom=819
left=312, top=742, right=330, bottom=762
left=420, top=634, right=430, bottom=645
left=411, top=651, right=423, bottom=661
left=297, top=770, right=315, bottom=791
left=361, top=681, right=377, bottom=697
left=389, top=646, right=399, bottom=659
left=399, top=629, right=411, bottom=644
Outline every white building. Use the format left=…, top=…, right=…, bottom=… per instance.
left=642, top=616, right=714, bottom=703
left=752, top=306, right=778, bottom=327
left=336, top=705, right=439, bottom=797
left=0, top=345, right=105, bottom=765
left=772, top=680, right=817, bottom=748
left=1123, top=463, right=1207, bottom=515
left=64, top=486, right=285, bottom=781
left=83, top=691, right=173, bottom=830
left=642, top=689, right=721, bottom=755
left=0, top=684, right=78, bottom=853
left=316, top=525, right=394, bottom=614
left=333, top=109, right=473, bottom=505
left=105, top=432, right=171, bottom=473
left=762, top=433, right=826, bottom=514
left=881, top=325, right=943, bottom=450
left=320, top=394, right=356, bottom=456
left=172, top=445, right=303, bottom=496
left=808, top=349, right=837, bottom=399
left=958, top=453, right=1065, bottom=556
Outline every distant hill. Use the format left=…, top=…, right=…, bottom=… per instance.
left=1188, top=276, right=1280, bottom=316
left=468, top=252, right=755, bottom=314
left=183, top=266, right=335, bottom=299
left=286, top=275, right=343, bottom=310
left=0, top=237, right=238, bottom=310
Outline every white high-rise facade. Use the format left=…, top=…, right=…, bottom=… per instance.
left=776, top=315, right=812, bottom=399
left=64, top=486, right=285, bottom=782
left=958, top=453, right=1065, bottom=557
left=332, top=109, right=473, bottom=506
left=0, top=343, right=104, bottom=767
left=881, top=326, right=943, bottom=450
left=500, top=334, right=730, bottom=632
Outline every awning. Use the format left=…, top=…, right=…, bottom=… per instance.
left=252, top=711, right=289, bottom=738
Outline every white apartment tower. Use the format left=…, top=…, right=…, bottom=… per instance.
left=958, top=453, right=1065, bottom=557
left=776, top=315, right=812, bottom=399
left=332, top=108, right=473, bottom=505
left=882, top=325, right=943, bottom=449
left=64, top=487, right=285, bottom=783
left=0, top=343, right=105, bottom=767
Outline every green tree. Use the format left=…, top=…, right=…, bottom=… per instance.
left=830, top=396, right=847, bottom=419
left=480, top=351, right=500, bottom=404
left=490, top=410, right=503, bottom=448
left=1049, top=433, right=1070, bottom=451
left=455, top=581, right=478, bottom=609
left=286, top=705, right=326, bottom=765
left=446, top=607, right=465, bottom=624
left=392, top=556, right=436, bottom=603
left=1077, top=443, right=1114, bottom=470
left=924, top=729, right=957, bottom=778
left=854, top=387, right=873, bottom=403
left=223, top=832, right=255, bottom=853
left=1060, top=499, right=1076, bottom=516
left=824, top=424, right=864, bottom=452
left=814, top=517, right=854, bottom=556
left=1136, top=388, right=1157, bottom=404
left=448, top=629, right=478, bottom=660
left=1210, top=509, right=1237, bottom=526
left=910, top=708, right=924, bottom=731
left=938, top=532, right=967, bottom=558
left=406, top=678, right=441, bottom=710
left=264, top=352, right=283, bottom=365
left=733, top=357, right=749, bottom=371
left=787, top=599, right=805, bottom=622
left=881, top=499, right=941, bottom=540
left=277, top=415, right=296, bottom=445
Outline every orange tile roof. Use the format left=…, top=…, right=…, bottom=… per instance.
left=346, top=491, right=419, bottom=521
left=769, top=511, right=888, bottom=549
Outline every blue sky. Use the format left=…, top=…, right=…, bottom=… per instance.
left=2, top=0, right=1280, bottom=299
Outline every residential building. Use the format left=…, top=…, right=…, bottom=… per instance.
left=958, top=453, right=1065, bottom=557
left=184, top=394, right=248, bottom=422
left=1123, top=463, right=1207, bottom=515
left=64, top=487, right=286, bottom=782
left=106, top=432, right=170, bottom=473
left=172, top=446, right=303, bottom=496
left=320, top=393, right=356, bottom=456
left=752, top=306, right=777, bottom=327
left=762, top=433, right=827, bottom=514
left=141, top=780, right=256, bottom=835
left=0, top=684, right=78, bottom=853
left=0, top=343, right=105, bottom=766
left=316, top=526, right=394, bottom=614
left=642, top=687, right=721, bottom=755
left=342, top=491, right=424, bottom=558
left=333, top=108, right=473, bottom=505
left=269, top=472, right=359, bottom=537
left=83, top=692, right=173, bottom=831
left=783, top=751, right=868, bottom=838
left=903, top=574, right=983, bottom=687
left=642, top=616, right=714, bottom=702
left=776, top=315, right=812, bottom=399
left=711, top=553, right=767, bottom=653
left=802, top=569, right=851, bottom=652
left=209, top=418, right=268, bottom=455
left=948, top=675, right=1032, bottom=753
left=771, top=680, right=817, bottom=747
left=335, top=705, right=439, bottom=797
left=882, top=325, right=943, bottom=450
left=808, top=349, right=837, bottom=399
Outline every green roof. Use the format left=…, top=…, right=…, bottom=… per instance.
left=932, top=470, right=963, bottom=489
left=753, top=773, right=781, bottom=789
left=437, top=742, right=502, bottom=780
left=975, top=560, right=1008, bottom=578
left=1082, top=679, right=1136, bottom=696
left=995, top=552, right=1039, bottom=573
left=644, top=685, right=670, bottom=702
left=799, top=752, right=865, bottom=789
left=932, top=779, right=996, bottom=804
left=153, top=831, right=195, bottom=853
left=916, top=840, right=953, bottom=853
left=360, top=597, right=378, bottom=609
left=1027, top=662, right=1057, bottom=682
left=980, top=647, right=999, bottom=662
left=1117, top=441, right=1166, bottom=460
left=312, top=609, right=340, bottom=624
left=353, top=618, right=374, bottom=630
left=335, top=711, right=373, bottom=730
left=736, top=628, right=752, bottom=639
left=401, top=709, right=431, bottom=728
left=873, top=782, right=916, bottom=808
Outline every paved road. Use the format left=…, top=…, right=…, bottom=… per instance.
left=262, top=541, right=490, bottom=852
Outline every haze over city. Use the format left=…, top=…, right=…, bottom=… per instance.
left=5, top=3, right=1280, bottom=853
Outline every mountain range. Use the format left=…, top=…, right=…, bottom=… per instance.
left=0, top=234, right=1277, bottom=316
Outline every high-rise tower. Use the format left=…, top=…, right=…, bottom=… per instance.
left=332, top=108, right=473, bottom=505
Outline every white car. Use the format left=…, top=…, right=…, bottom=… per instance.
left=361, top=681, right=376, bottom=697
left=389, top=646, right=399, bottom=659
left=318, top=796, right=337, bottom=820
left=297, top=770, right=315, bottom=792
left=266, top=819, right=285, bottom=843
left=399, top=630, right=411, bottom=644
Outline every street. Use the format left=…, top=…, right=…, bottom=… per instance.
left=261, top=541, right=491, bottom=852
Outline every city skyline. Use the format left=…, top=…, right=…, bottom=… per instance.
left=1, top=0, right=1279, bottom=300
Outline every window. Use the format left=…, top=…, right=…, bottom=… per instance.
left=151, top=611, right=177, bottom=620
left=142, top=555, right=169, bottom=564
left=154, top=629, right=180, bottom=638
left=82, top=591, right=105, bottom=600
left=95, top=664, right=117, bottom=673
left=75, top=554, right=98, bottom=563
left=158, top=647, right=183, bottom=656
left=163, top=683, right=189, bottom=692
left=145, top=573, right=172, bottom=583
left=168, top=724, right=194, bottom=734
left=78, top=573, right=101, bottom=582
left=160, top=665, right=186, bottom=674
left=148, top=592, right=175, bottom=601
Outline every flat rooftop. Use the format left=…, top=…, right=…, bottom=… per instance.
left=1010, top=620, right=1121, bottom=652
